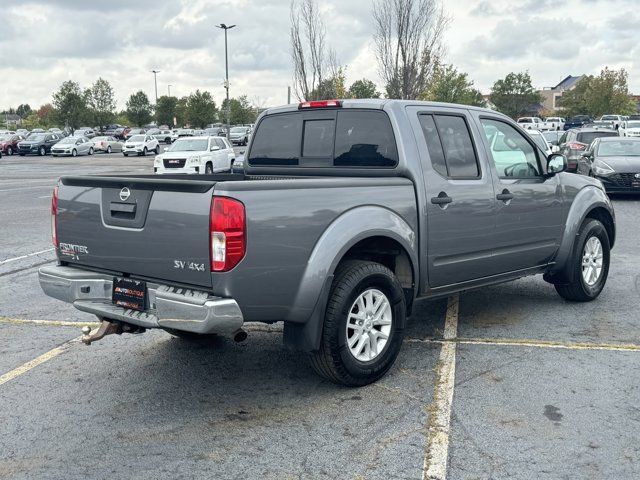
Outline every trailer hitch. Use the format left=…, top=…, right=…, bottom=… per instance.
left=81, top=320, right=146, bottom=345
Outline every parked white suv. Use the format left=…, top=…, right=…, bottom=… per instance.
left=148, top=128, right=178, bottom=144
left=153, top=136, right=235, bottom=174
left=123, top=134, right=160, bottom=157
left=599, top=115, right=624, bottom=130
left=619, top=120, right=640, bottom=137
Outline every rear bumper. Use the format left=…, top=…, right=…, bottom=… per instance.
left=38, top=265, right=243, bottom=335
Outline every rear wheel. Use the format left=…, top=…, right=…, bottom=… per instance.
left=554, top=219, right=610, bottom=302
left=309, top=260, right=406, bottom=386
left=142, top=147, right=147, bottom=156
left=205, top=162, right=213, bottom=174
left=7, top=146, right=13, bottom=155
left=107, top=146, right=112, bottom=154
left=71, top=149, right=77, bottom=157
left=88, top=147, right=94, bottom=156
left=155, top=145, right=160, bottom=154
left=123, top=153, right=128, bottom=157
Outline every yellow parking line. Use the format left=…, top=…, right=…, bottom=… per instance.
left=407, top=336, right=640, bottom=352
left=423, top=294, right=459, bottom=480
left=0, top=316, right=99, bottom=328
left=0, top=338, right=79, bottom=387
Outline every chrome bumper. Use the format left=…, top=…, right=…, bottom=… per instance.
left=38, top=265, right=243, bottom=335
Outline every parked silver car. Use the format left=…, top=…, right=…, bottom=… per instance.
left=92, top=136, right=123, bottom=153
left=51, top=136, right=94, bottom=157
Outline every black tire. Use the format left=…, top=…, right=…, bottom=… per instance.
left=155, top=145, right=160, bottom=154
left=39, top=146, right=46, bottom=156
left=88, top=147, right=93, bottom=156
left=71, top=149, right=77, bottom=157
left=554, top=219, right=610, bottom=302
left=142, top=147, right=147, bottom=156
left=19, top=153, right=25, bottom=156
left=123, top=153, right=128, bottom=157
left=205, top=162, right=213, bottom=174
left=309, top=260, right=406, bottom=386
left=7, top=146, right=13, bottom=155
left=107, top=146, right=112, bottom=154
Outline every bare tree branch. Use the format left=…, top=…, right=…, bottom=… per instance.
left=372, top=0, right=449, bottom=99
left=290, top=0, right=334, bottom=101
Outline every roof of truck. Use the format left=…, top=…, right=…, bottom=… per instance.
left=262, top=98, right=505, bottom=118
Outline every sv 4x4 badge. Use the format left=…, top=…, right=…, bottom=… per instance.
left=174, top=260, right=205, bottom=272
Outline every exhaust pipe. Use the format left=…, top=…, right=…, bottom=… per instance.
left=233, top=329, right=248, bottom=343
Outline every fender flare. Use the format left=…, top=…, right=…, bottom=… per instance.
left=547, top=186, right=615, bottom=283
left=283, top=205, right=418, bottom=351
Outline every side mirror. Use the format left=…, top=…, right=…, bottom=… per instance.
left=76, top=140, right=82, bottom=145
left=210, top=145, right=220, bottom=151
left=547, top=154, right=567, bottom=175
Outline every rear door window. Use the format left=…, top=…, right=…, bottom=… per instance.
left=334, top=111, right=397, bottom=167
left=577, top=131, right=619, bottom=144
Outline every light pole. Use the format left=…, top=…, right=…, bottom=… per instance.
left=151, top=69, right=160, bottom=104
left=216, top=23, right=235, bottom=138
left=168, top=84, right=173, bottom=97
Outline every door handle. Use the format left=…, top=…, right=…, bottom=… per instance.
left=496, top=190, right=514, bottom=202
left=431, top=192, right=453, bottom=205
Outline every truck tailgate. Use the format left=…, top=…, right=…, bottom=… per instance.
left=56, top=176, right=216, bottom=288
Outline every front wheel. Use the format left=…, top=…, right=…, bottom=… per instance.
left=39, top=146, right=46, bottom=156
left=7, top=146, right=13, bottom=155
left=107, top=146, right=112, bottom=154
left=88, top=147, right=94, bottom=156
left=554, top=219, right=610, bottom=302
left=142, top=147, right=147, bottom=156
left=123, top=153, right=128, bottom=157
left=309, top=260, right=406, bottom=386
left=205, top=163, right=213, bottom=174
left=154, top=145, right=160, bottom=154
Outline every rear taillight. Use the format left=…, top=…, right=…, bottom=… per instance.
left=568, top=142, right=586, bottom=151
left=298, top=99, right=342, bottom=109
left=51, top=186, right=58, bottom=248
left=210, top=197, right=245, bottom=272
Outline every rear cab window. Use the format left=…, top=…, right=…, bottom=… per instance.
left=248, top=109, right=398, bottom=169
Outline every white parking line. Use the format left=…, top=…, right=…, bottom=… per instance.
left=0, top=337, right=79, bottom=387
left=0, top=248, right=54, bottom=265
left=423, top=294, right=459, bottom=480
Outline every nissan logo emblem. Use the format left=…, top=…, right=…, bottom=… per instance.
left=119, top=187, right=131, bottom=201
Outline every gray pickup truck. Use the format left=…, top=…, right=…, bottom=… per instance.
left=40, top=99, right=615, bottom=386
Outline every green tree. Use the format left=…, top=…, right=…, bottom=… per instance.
left=175, top=97, right=189, bottom=127
left=221, top=95, right=257, bottom=125
left=186, top=90, right=218, bottom=128
left=16, top=104, right=32, bottom=118
left=155, top=95, right=179, bottom=127
left=85, top=78, right=116, bottom=131
left=52, top=80, right=88, bottom=132
left=422, top=64, right=485, bottom=106
left=489, top=72, right=542, bottom=119
left=560, top=68, right=635, bottom=118
left=126, top=91, right=153, bottom=127
left=309, top=68, right=348, bottom=100
left=347, top=79, right=381, bottom=99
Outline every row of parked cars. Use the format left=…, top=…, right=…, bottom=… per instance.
left=523, top=124, right=640, bottom=194
left=517, top=114, right=640, bottom=132
left=103, top=123, right=254, bottom=146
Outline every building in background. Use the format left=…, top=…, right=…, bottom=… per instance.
left=539, top=75, right=585, bottom=112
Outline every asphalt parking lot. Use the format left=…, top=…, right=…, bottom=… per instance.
left=1, top=153, right=640, bottom=479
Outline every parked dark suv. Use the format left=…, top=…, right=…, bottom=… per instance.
left=17, top=133, right=61, bottom=156
left=558, top=127, right=619, bottom=172
left=564, top=115, right=593, bottom=131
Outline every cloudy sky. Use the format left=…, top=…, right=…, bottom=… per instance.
left=0, top=0, right=638, bottom=111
